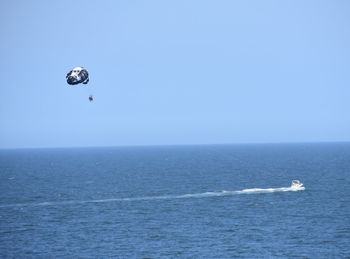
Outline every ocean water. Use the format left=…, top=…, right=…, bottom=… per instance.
left=0, top=143, right=349, bottom=258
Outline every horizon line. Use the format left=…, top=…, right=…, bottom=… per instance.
left=1, top=140, right=349, bottom=150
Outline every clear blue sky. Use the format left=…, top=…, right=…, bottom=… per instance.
left=1, top=0, right=349, bottom=148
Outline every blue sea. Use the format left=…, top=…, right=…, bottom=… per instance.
left=0, top=143, right=349, bottom=258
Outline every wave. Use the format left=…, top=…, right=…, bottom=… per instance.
left=0, top=182, right=305, bottom=208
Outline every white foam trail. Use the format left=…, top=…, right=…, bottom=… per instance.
left=237, top=185, right=305, bottom=194
left=0, top=184, right=305, bottom=208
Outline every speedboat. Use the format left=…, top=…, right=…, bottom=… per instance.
left=291, top=180, right=303, bottom=189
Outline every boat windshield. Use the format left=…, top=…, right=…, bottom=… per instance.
left=292, top=180, right=301, bottom=186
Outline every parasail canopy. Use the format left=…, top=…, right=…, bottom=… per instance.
left=66, top=67, right=89, bottom=85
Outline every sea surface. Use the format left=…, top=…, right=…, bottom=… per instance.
left=0, top=143, right=349, bottom=258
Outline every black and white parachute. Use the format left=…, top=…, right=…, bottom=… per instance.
left=66, top=67, right=89, bottom=85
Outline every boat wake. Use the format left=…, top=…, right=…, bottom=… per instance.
left=0, top=180, right=305, bottom=208
left=237, top=180, right=305, bottom=194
